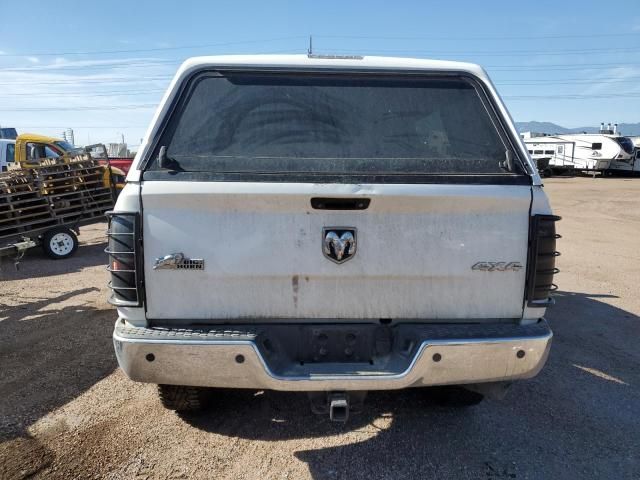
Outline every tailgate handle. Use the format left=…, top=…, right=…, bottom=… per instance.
left=311, top=198, right=370, bottom=210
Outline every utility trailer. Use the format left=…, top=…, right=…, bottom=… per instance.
left=0, top=157, right=115, bottom=262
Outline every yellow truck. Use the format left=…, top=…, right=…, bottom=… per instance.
left=11, top=133, right=127, bottom=190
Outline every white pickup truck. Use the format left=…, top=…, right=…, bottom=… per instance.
left=0, top=139, right=15, bottom=172
left=109, top=55, right=559, bottom=421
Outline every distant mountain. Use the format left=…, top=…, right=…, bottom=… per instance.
left=515, top=121, right=640, bottom=136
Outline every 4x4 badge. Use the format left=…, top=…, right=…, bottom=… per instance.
left=323, top=228, right=357, bottom=264
left=471, top=261, right=523, bottom=272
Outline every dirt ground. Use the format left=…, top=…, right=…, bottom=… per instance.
left=1, top=176, right=639, bottom=479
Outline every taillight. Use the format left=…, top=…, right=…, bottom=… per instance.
left=106, top=212, right=143, bottom=306
left=526, top=214, right=561, bottom=307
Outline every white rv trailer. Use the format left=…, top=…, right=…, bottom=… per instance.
left=599, top=123, right=637, bottom=173
left=522, top=123, right=635, bottom=174
left=608, top=135, right=640, bottom=174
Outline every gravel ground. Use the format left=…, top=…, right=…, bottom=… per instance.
left=0, top=176, right=639, bottom=479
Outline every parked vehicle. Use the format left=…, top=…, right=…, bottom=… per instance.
left=606, top=132, right=640, bottom=175
left=0, top=139, right=15, bottom=172
left=109, top=55, right=559, bottom=421
left=0, top=127, right=18, bottom=140
left=12, top=134, right=127, bottom=191
left=85, top=143, right=134, bottom=174
left=99, top=157, right=133, bottom=175
left=607, top=149, right=640, bottom=175
left=627, top=137, right=640, bottom=175
left=522, top=129, right=634, bottom=175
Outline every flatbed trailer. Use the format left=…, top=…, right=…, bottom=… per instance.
left=0, top=157, right=115, bottom=262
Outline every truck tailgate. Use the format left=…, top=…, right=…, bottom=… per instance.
left=141, top=181, right=531, bottom=321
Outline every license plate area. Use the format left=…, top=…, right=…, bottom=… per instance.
left=300, top=325, right=396, bottom=365
left=301, top=327, right=375, bottom=364
left=257, top=324, right=394, bottom=366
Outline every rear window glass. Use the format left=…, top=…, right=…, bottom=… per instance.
left=152, top=73, right=523, bottom=176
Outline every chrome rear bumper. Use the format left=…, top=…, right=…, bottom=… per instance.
left=113, top=319, right=552, bottom=391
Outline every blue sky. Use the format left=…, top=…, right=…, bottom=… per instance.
left=1, top=0, right=640, bottom=149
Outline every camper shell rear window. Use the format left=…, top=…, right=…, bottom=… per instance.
left=145, top=71, right=528, bottom=182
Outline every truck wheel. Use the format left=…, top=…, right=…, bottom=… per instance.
left=42, top=227, right=78, bottom=259
left=158, top=384, right=210, bottom=412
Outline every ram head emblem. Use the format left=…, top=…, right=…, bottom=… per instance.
left=323, top=228, right=357, bottom=264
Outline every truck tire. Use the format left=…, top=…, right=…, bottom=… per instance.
left=42, top=227, right=78, bottom=259
left=157, top=385, right=210, bottom=412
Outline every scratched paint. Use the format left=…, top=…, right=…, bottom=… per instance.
left=292, top=275, right=299, bottom=309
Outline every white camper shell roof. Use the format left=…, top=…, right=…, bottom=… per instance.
left=127, top=54, right=539, bottom=184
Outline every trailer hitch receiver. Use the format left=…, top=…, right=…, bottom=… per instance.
left=308, top=391, right=366, bottom=422
left=329, top=393, right=349, bottom=422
